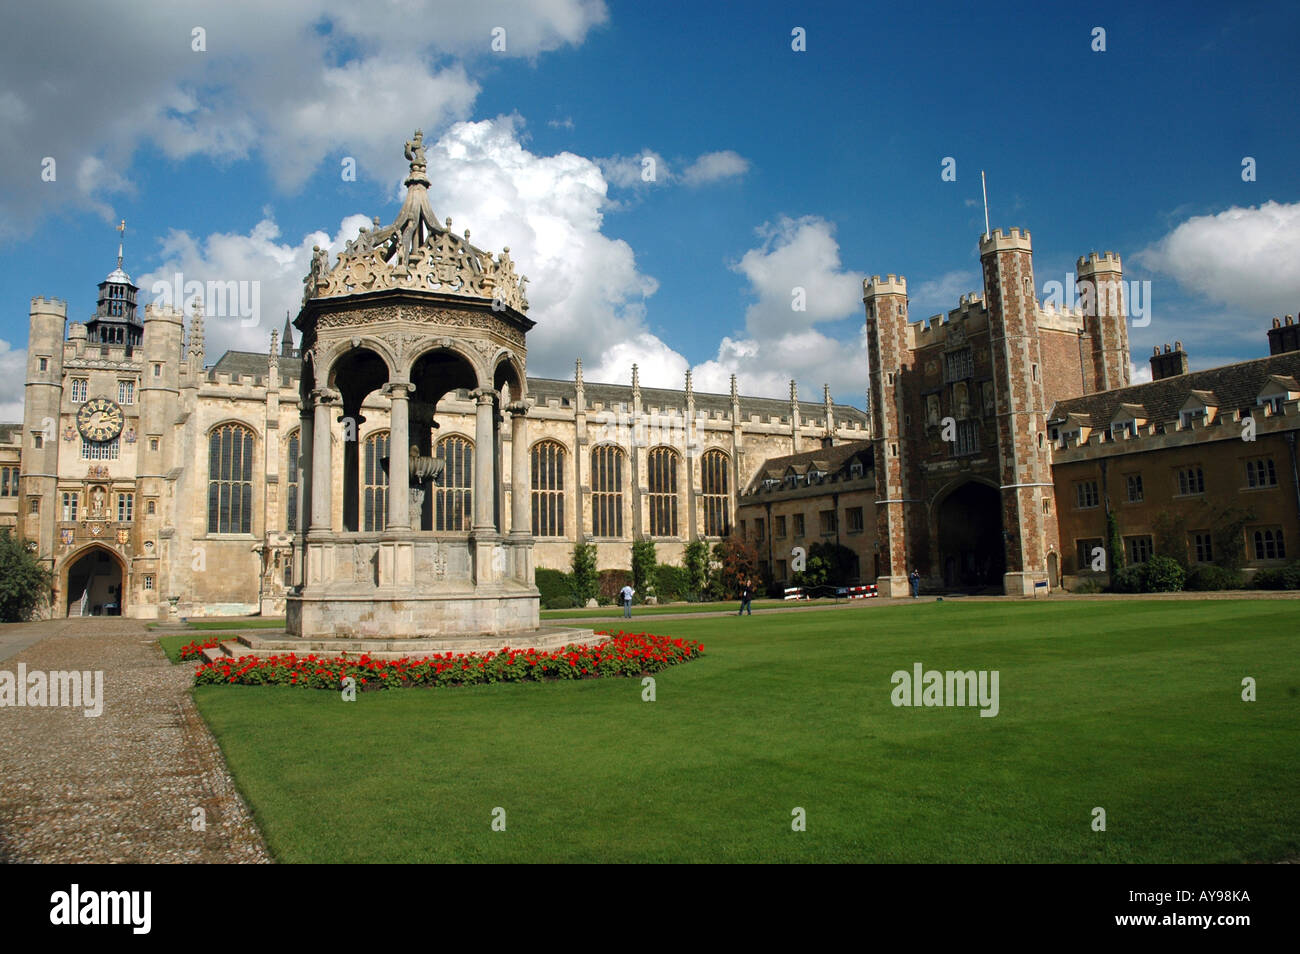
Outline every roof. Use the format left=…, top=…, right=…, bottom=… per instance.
left=744, top=439, right=874, bottom=492
left=210, top=351, right=303, bottom=382
left=1052, top=351, right=1300, bottom=427
left=528, top=376, right=869, bottom=426
left=202, top=354, right=872, bottom=429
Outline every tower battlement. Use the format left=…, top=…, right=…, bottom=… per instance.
left=143, top=303, right=185, bottom=326
left=1076, top=251, right=1122, bottom=274
left=978, top=227, right=1032, bottom=253
left=30, top=297, right=67, bottom=313
left=863, top=274, right=907, bottom=298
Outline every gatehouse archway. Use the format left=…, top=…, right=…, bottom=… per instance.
left=936, top=481, right=1004, bottom=590
left=62, top=545, right=126, bottom=618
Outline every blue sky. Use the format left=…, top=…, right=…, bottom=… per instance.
left=2, top=0, right=1298, bottom=418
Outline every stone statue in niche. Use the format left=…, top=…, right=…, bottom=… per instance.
left=926, top=394, right=940, bottom=426
left=953, top=381, right=970, bottom=419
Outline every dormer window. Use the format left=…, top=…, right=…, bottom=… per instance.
left=1111, top=420, right=1136, bottom=440
left=849, top=461, right=863, bottom=478
left=1257, top=375, right=1298, bottom=415
left=1179, top=408, right=1204, bottom=428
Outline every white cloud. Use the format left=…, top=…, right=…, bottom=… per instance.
left=595, top=151, right=668, bottom=189
left=1129, top=361, right=1153, bottom=386
left=909, top=269, right=981, bottom=322
left=681, top=150, right=749, bottom=186
left=596, top=148, right=749, bottom=192
left=422, top=118, right=667, bottom=379
left=687, top=216, right=867, bottom=403
left=1137, top=200, right=1300, bottom=316
left=0, top=0, right=609, bottom=234
left=0, top=339, right=27, bottom=421
left=587, top=333, right=688, bottom=388
left=131, top=117, right=676, bottom=385
left=730, top=216, right=862, bottom=337
left=135, top=215, right=371, bottom=358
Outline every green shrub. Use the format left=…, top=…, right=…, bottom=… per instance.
left=1185, top=564, right=1246, bottom=592
left=1138, top=555, right=1185, bottom=593
left=683, top=540, right=710, bottom=601
left=535, top=568, right=576, bottom=609
left=0, top=530, right=52, bottom=622
left=1211, top=506, right=1254, bottom=571
left=632, top=539, right=657, bottom=598
left=570, top=542, right=598, bottom=606
left=653, top=564, right=689, bottom=602
left=1108, top=566, right=1142, bottom=594
left=1252, top=561, right=1300, bottom=590
left=598, top=569, right=633, bottom=605
left=1106, top=511, right=1126, bottom=575
left=1072, top=577, right=1104, bottom=594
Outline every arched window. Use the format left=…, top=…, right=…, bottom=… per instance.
left=591, top=445, right=624, bottom=537
left=363, top=431, right=390, bottom=532
left=647, top=446, right=679, bottom=537
left=208, top=423, right=255, bottom=534
left=435, top=435, right=474, bottom=531
left=701, top=449, right=730, bottom=537
left=531, top=440, right=565, bottom=537
left=286, top=429, right=299, bottom=532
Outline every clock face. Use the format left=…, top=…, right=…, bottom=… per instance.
left=76, top=397, right=125, bottom=442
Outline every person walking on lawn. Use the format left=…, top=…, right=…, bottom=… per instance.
left=738, top=578, right=754, bottom=616
left=620, top=583, right=635, bottom=619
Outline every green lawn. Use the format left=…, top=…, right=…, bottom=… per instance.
left=193, top=599, right=1300, bottom=863
left=157, top=633, right=196, bottom=663
left=540, top=597, right=842, bottom=619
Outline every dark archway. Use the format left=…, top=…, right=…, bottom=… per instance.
left=937, top=482, right=1004, bottom=590
left=63, top=546, right=125, bottom=617
left=330, top=346, right=391, bottom=532
left=410, top=348, right=480, bottom=531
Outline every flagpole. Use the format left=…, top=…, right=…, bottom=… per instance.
left=981, top=171, right=990, bottom=238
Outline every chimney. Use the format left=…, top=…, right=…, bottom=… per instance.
left=1150, top=341, right=1189, bottom=380
left=1268, top=315, right=1300, bottom=355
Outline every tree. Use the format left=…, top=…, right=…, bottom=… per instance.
left=631, top=539, right=657, bottom=601
left=1153, top=511, right=1189, bottom=569
left=793, top=555, right=829, bottom=589
left=710, top=534, right=759, bottom=600
left=1211, top=506, right=1254, bottom=571
left=0, top=531, right=52, bottom=622
left=570, top=541, right=598, bottom=606
left=808, top=541, right=858, bottom=586
left=683, top=539, right=710, bottom=602
left=1106, top=510, right=1125, bottom=574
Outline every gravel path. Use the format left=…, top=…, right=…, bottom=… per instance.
left=0, top=619, right=269, bottom=863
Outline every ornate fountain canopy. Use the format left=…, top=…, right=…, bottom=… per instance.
left=303, top=130, right=529, bottom=313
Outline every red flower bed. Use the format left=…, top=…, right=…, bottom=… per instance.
left=192, top=631, right=704, bottom=691
left=180, top=636, right=223, bottom=661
